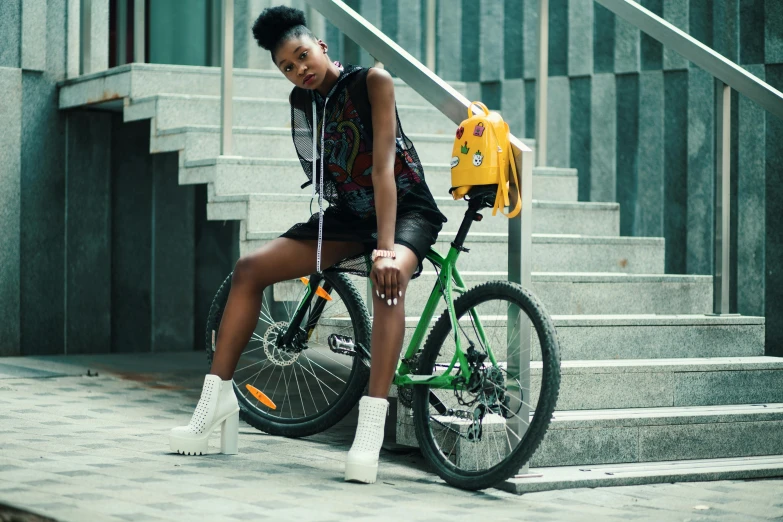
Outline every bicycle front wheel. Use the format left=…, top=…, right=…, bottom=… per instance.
left=206, top=271, right=371, bottom=438
left=412, top=280, right=561, bottom=490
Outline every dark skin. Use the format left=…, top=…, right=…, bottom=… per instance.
left=208, top=35, right=413, bottom=398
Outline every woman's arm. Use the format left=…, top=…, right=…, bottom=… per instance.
left=367, top=68, right=397, bottom=251
left=366, top=67, right=400, bottom=302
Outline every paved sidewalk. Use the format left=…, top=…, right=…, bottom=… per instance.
left=0, top=352, right=781, bottom=522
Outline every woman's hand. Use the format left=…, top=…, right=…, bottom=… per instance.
left=371, top=258, right=402, bottom=306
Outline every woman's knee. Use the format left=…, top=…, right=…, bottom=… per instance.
left=232, top=253, right=265, bottom=289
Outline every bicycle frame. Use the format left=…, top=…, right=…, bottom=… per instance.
left=392, top=244, right=496, bottom=390
left=285, top=192, right=501, bottom=394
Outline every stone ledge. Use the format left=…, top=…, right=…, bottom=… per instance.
left=499, top=456, right=783, bottom=494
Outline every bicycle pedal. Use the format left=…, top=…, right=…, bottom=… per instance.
left=327, top=334, right=371, bottom=368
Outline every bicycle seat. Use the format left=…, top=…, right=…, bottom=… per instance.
left=464, top=185, right=499, bottom=210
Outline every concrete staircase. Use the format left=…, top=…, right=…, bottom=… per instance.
left=58, top=63, right=781, bottom=492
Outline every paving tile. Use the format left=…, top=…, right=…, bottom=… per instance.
left=1, top=358, right=782, bottom=522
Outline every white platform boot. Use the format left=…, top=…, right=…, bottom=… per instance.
left=169, top=374, right=240, bottom=456
left=344, top=396, right=389, bottom=484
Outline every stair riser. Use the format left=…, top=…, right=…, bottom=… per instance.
left=268, top=274, right=712, bottom=316
left=126, top=68, right=462, bottom=106
left=389, top=322, right=764, bottom=365
left=135, top=97, right=458, bottom=134
left=238, top=234, right=663, bottom=274
left=396, top=411, right=783, bottom=467
left=552, top=368, right=783, bottom=410
left=60, top=67, right=456, bottom=108
left=392, top=277, right=711, bottom=316
left=554, top=323, right=764, bottom=360
left=188, top=161, right=578, bottom=205
left=216, top=198, right=619, bottom=236
left=171, top=136, right=573, bottom=202
left=429, top=237, right=665, bottom=273
left=160, top=129, right=542, bottom=179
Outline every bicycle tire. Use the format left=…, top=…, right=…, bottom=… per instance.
left=205, top=271, right=371, bottom=438
left=412, top=280, right=561, bottom=490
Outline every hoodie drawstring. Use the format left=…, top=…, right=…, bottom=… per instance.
left=312, top=97, right=328, bottom=274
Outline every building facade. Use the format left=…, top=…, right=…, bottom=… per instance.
left=0, top=0, right=781, bottom=357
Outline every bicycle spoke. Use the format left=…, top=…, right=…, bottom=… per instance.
left=298, top=357, right=340, bottom=397
left=301, top=354, right=348, bottom=385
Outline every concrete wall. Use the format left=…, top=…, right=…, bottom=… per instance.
left=1, top=0, right=780, bottom=355
left=0, top=0, right=237, bottom=357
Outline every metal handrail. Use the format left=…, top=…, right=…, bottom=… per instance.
left=596, top=0, right=783, bottom=120
left=535, top=0, right=783, bottom=316
left=303, top=0, right=534, bottom=466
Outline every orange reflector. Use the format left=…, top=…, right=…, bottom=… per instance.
left=245, top=384, right=277, bottom=410
left=299, top=276, right=331, bottom=300
left=315, top=287, right=333, bottom=301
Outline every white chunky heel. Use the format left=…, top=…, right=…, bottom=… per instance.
left=345, top=396, right=389, bottom=484
left=220, top=410, right=239, bottom=454
left=169, top=374, right=240, bottom=456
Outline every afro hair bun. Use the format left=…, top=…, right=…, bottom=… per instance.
left=252, top=6, right=308, bottom=51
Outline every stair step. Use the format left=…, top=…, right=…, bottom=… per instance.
left=397, top=403, right=783, bottom=467
left=210, top=192, right=619, bottom=236
left=155, top=125, right=540, bottom=177
left=388, top=355, right=777, bottom=410
left=243, top=231, right=663, bottom=274
left=58, top=63, right=462, bottom=109
left=270, top=271, right=712, bottom=315
left=125, top=94, right=459, bottom=135
left=187, top=157, right=577, bottom=206
left=550, top=356, right=781, bottom=410
left=498, top=455, right=783, bottom=494
left=323, top=313, right=762, bottom=362
left=344, top=271, right=712, bottom=316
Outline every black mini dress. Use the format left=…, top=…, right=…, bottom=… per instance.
left=279, top=63, right=448, bottom=279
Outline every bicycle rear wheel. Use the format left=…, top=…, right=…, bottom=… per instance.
left=206, top=271, right=371, bottom=438
left=412, top=280, right=561, bottom=490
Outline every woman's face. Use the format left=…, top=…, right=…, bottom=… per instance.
left=275, top=36, right=330, bottom=90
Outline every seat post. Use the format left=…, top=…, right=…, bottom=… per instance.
left=451, top=203, right=481, bottom=251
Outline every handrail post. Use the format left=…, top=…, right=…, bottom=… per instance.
left=535, top=0, right=549, bottom=167
left=220, top=0, right=234, bottom=156
left=80, top=0, right=92, bottom=74
left=116, top=0, right=127, bottom=65
left=508, top=143, right=534, bottom=475
left=425, top=0, right=436, bottom=71
left=133, top=0, right=145, bottom=62
left=713, top=81, right=732, bottom=315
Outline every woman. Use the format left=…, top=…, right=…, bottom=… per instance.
left=169, top=5, right=447, bottom=484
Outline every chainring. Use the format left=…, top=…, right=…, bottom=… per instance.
left=397, top=351, right=422, bottom=408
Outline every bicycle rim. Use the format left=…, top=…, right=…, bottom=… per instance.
left=412, top=281, right=560, bottom=489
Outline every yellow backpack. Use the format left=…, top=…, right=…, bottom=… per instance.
left=449, top=101, right=521, bottom=218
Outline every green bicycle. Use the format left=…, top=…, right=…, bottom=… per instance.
left=206, top=187, right=561, bottom=490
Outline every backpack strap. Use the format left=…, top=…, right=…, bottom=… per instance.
left=487, top=121, right=522, bottom=219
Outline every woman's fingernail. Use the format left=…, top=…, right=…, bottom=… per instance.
left=393, top=298, right=398, bottom=305
left=381, top=294, right=385, bottom=299
left=387, top=299, right=392, bottom=306
left=376, top=290, right=379, bottom=297
left=398, top=290, right=402, bottom=297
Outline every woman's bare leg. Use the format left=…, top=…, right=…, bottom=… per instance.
left=209, top=238, right=364, bottom=380
left=367, top=244, right=419, bottom=398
